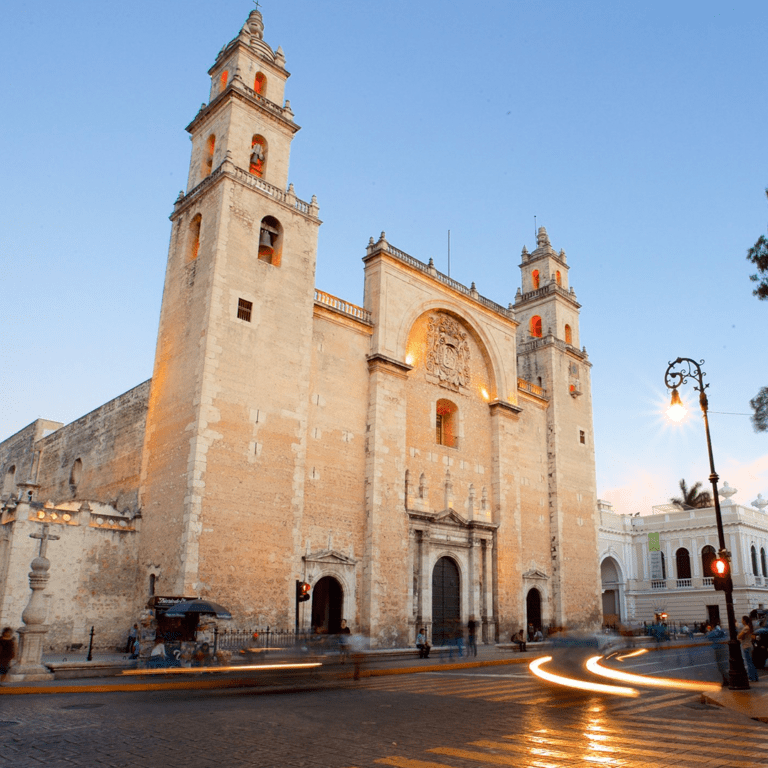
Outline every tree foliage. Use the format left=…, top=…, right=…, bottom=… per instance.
left=670, top=479, right=712, bottom=510
left=747, top=190, right=768, bottom=431
left=747, top=188, right=768, bottom=300
left=751, top=387, right=768, bottom=433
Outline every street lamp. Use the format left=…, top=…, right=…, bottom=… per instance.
left=664, top=357, right=749, bottom=690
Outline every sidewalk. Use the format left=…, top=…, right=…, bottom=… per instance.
left=3, top=638, right=768, bottom=723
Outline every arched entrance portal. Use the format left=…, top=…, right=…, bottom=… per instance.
left=526, top=588, right=542, bottom=635
left=311, top=576, right=343, bottom=634
left=600, top=557, right=623, bottom=626
left=432, top=556, right=460, bottom=646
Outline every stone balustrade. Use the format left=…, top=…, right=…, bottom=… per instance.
left=314, top=290, right=371, bottom=323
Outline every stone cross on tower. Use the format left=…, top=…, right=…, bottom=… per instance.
left=30, top=523, right=60, bottom=559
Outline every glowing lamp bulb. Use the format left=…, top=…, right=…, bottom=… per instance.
left=714, top=559, right=727, bottom=575
left=666, top=388, right=687, bottom=422
left=405, top=353, right=414, bottom=366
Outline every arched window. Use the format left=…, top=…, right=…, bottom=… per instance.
left=530, top=316, right=542, bottom=338
left=556, top=270, right=562, bottom=286
left=69, top=458, right=82, bottom=496
left=254, top=72, right=266, bottom=96
left=258, top=216, right=282, bottom=266
left=149, top=574, right=156, bottom=596
left=249, top=134, right=267, bottom=178
left=752, top=545, right=759, bottom=576
left=532, top=270, right=540, bottom=290
left=188, top=214, right=202, bottom=261
left=435, top=399, right=458, bottom=448
left=702, top=545, right=716, bottom=578
left=219, top=70, right=228, bottom=92
left=675, top=548, right=691, bottom=580
left=762, top=548, right=767, bottom=578
left=564, top=324, right=572, bottom=345
left=203, top=134, right=215, bottom=178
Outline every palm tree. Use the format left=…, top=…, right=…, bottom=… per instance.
left=670, top=479, right=712, bottom=510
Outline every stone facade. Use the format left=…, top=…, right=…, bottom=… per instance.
left=0, top=10, right=601, bottom=650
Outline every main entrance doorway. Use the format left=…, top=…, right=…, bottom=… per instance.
left=311, top=576, right=343, bottom=634
left=526, top=588, right=542, bottom=635
left=432, top=556, right=460, bottom=646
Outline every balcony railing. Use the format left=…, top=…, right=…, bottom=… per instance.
left=703, top=577, right=713, bottom=587
left=651, top=580, right=666, bottom=590
left=676, top=578, right=692, bottom=589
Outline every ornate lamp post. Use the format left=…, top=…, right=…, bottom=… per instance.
left=664, top=357, right=749, bottom=690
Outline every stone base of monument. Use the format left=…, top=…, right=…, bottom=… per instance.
left=8, top=626, right=54, bottom=681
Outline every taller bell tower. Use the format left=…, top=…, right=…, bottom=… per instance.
left=138, top=10, right=321, bottom=619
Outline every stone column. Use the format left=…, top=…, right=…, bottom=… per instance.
left=9, top=524, right=59, bottom=682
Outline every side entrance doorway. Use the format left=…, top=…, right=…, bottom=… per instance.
left=526, top=587, right=542, bottom=635
left=311, top=576, right=343, bottom=634
left=432, top=556, right=460, bottom=646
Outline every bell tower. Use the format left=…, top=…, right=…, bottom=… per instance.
left=513, top=226, right=598, bottom=627
left=138, top=9, right=321, bottom=617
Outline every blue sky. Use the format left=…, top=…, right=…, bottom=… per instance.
left=1, top=1, right=766, bottom=514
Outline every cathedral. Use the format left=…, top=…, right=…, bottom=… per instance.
left=0, top=9, right=601, bottom=650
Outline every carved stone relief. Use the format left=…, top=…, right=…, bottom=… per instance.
left=425, top=313, right=470, bottom=393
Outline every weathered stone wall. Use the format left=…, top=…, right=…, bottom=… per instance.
left=0, top=500, right=140, bottom=650
left=34, top=381, right=150, bottom=514
left=0, top=419, right=63, bottom=498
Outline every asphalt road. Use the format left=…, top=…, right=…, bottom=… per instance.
left=1, top=651, right=766, bottom=767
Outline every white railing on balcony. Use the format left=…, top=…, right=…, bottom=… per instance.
left=676, top=578, right=692, bottom=589
left=755, top=576, right=764, bottom=587
left=651, top=580, right=666, bottom=590
left=703, top=577, right=714, bottom=587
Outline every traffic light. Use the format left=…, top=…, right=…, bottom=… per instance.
left=296, top=580, right=311, bottom=602
left=712, top=557, right=732, bottom=592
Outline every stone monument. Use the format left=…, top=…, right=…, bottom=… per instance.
left=8, top=523, right=60, bottom=681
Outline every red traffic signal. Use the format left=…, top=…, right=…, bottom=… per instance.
left=296, top=580, right=311, bottom=602
left=712, top=557, right=732, bottom=592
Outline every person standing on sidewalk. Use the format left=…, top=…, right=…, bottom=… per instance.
left=467, top=616, right=478, bottom=657
left=416, top=628, right=430, bottom=659
left=0, top=627, right=16, bottom=683
left=738, top=615, right=759, bottom=683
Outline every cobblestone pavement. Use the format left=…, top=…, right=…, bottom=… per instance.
left=1, top=667, right=767, bottom=767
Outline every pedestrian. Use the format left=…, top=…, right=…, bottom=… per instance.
left=338, top=619, right=351, bottom=663
left=706, top=625, right=728, bottom=686
left=467, top=616, right=478, bottom=657
left=512, top=629, right=526, bottom=652
left=738, top=615, right=759, bottom=683
left=149, top=637, right=167, bottom=668
left=0, top=627, right=16, bottom=683
left=533, top=628, right=543, bottom=642
left=416, top=628, right=430, bottom=659
left=527, top=623, right=535, bottom=642
left=125, top=623, right=139, bottom=654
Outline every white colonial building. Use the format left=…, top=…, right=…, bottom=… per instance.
left=599, top=484, right=768, bottom=629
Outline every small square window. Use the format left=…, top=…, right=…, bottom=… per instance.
left=579, top=430, right=586, bottom=444
left=237, top=298, right=253, bottom=322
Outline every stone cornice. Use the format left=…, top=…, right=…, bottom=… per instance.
left=171, top=159, right=319, bottom=223
left=514, top=282, right=581, bottom=310
left=186, top=83, right=299, bottom=136
left=488, top=399, right=523, bottom=416
left=366, top=353, right=413, bottom=378
left=364, top=237, right=516, bottom=326
left=517, top=334, right=590, bottom=365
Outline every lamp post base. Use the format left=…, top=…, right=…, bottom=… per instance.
left=727, top=639, right=751, bottom=690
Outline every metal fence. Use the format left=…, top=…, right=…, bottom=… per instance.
left=214, top=627, right=330, bottom=653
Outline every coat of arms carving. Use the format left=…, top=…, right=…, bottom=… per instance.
left=425, top=314, right=471, bottom=392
